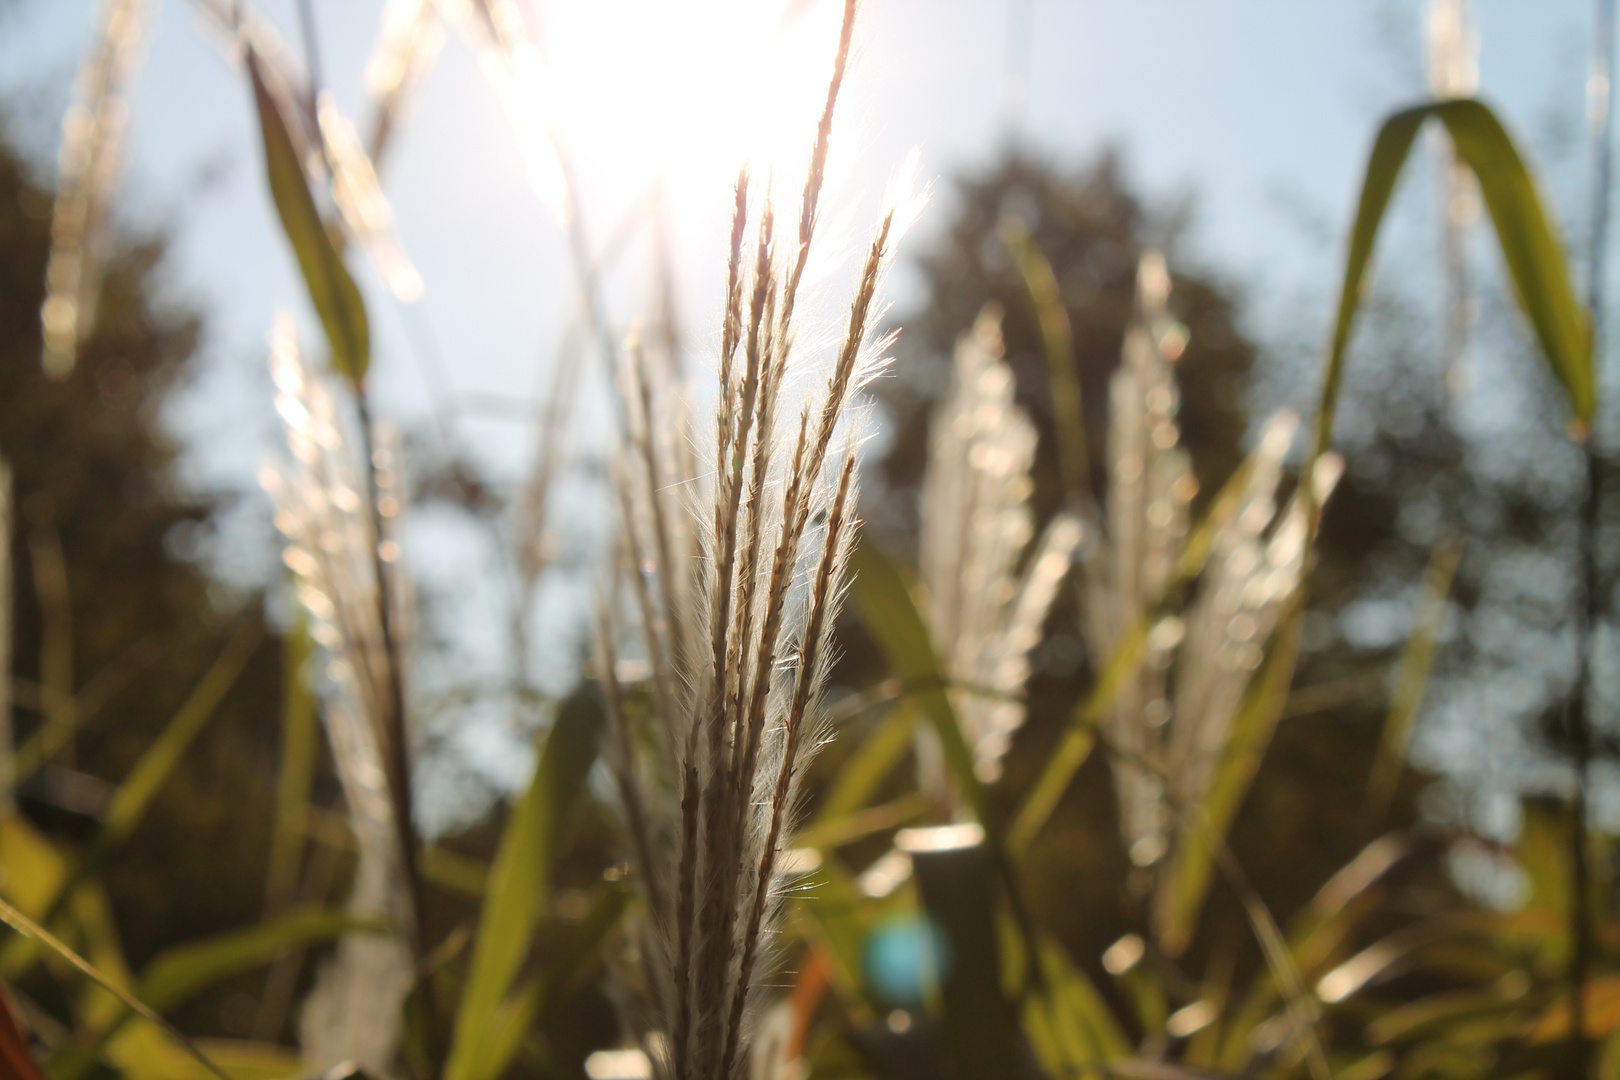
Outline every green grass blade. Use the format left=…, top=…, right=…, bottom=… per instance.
left=137, top=908, right=370, bottom=1015
left=476, top=885, right=632, bottom=1080
left=795, top=793, right=930, bottom=851
left=1369, top=535, right=1463, bottom=812
left=1034, top=934, right=1131, bottom=1063
left=1153, top=601, right=1304, bottom=957
left=1435, top=100, right=1594, bottom=427
left=0, top=896, right=229, bottom=1080
left=100, top=618, right=263, bottom=851
left=813, top=698, right=919, bottom=827
left=71, top=906, right=373, bottom=1063
left=246, top=47, right=371, bottom=385
left=789, top=862, right=877, bottom=1021
left=847, top=538, right=993, bottom=830
left=1314, top=97, right=1592, bottom=465
left=1001, top=218, right=1092, bottom=508
left=265, top=615, right=318, bottom=912
left=848, top=538, right=1053, bottom=1007
left=443, top=687, right=602, bottom=1080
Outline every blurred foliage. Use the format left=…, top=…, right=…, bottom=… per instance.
left=856, top=147, right=1424, bottom=989
left=0, top=109, right=299, bottom=1037
left=2, top=18, right=1619, bottom=1072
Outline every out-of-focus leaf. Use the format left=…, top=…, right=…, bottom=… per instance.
left=1153, top=601, right=1302, bottom=957
left=0, top=815, right=66, bottom=921
left=848, top=538, right=993, bottom=832
left=138, top=908, right=369, bottom=1015
left=910, top=843, right=1022, bottom=1080
left=1519, top=795, right=1573, bottom=920
left=478, top=885, right=631, bottom=1079
left=177, top=1040, right=302, bottom=1080
left=0, top=816, right=73, bottom=982
left=99, top=619, right=263, bottom=852
left=61, top=906, right=369, bottom=1074
left=1184, top=945, right=1236, bottom=1068
left=246, top=47, right=371, bottom=384
left=849, top=538, right=1050, bottom=1008
left=101, top=1035, right=302, bottom=1080
left=5, top=622, right=258, bottom=973
left=1522, top=977, right=1620, bottom=1042
left=814, top=700, right=918, bottom=827
left=1033, top=933, right=1130, bottom=1065
left=1095, top=1061, right=1237, bottom=1080
left=422, top=844, right=490, bottom=896
left=795, top=793, right=929, bottom=851
left=1365, top=984, right=1528, bottom=1046
left=1369, top=536, right=1462, bottom=811
left=1001, top=218, right=1090, bottom=507
left=1313, top=97, right=1593, bottom=465
left=0, top=896, right=228, bottom=1080
left=790, top=860, right=877, bottom=1023
left=443, top=687, right=602, bottom=1080
left=1289, top=833, right=1417, bottom=978
left=266, top=614, right=318, bottom=911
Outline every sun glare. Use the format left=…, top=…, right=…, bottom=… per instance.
left=467, top=0, right=856, bottom=229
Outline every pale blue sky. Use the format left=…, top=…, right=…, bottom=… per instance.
left=0, top=1, right=1606, bottom=814
left=0, top=1, right=1598, bottom=493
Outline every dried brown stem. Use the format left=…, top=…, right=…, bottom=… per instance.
left=596, top=601, right=667, bottom=926
left=721, top=451, right=857, bottom=1080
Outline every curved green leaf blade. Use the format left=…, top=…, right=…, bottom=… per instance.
left=247, top=48, right=371, bottom=384
left=477, top=885, right=632, bottom=1080
left=1152, top=601, right=1303, bottom=957
left=1001, top=219, right=1092, bottom=509
left=0, top=896, right=229, bottom=1080
left=847, top=537, right=991, bottom=830
left=443, top=687, right=602, bottom=1080
left=138, top=907, right=369, bottom=1015
left=1314, top=97, right=1592, bottom=463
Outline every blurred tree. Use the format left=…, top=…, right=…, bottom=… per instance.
left=0, top=110, right=293, bottom=1037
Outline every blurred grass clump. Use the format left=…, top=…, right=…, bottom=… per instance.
left=1, top=2, right=1619, bottom=1079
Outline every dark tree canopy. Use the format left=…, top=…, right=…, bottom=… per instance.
left=0, top=113, right=288, bottom=1035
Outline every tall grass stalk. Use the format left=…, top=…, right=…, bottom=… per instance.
left=602, top=3, right=925, bottom=1073
left=38, top=0, right=153, bottom=379
left=262, top=316, right=418, bottom=1073
left=918, top=308, right=1081, bottom=797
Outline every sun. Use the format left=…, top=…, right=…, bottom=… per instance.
left=474, top=0, right=855, bottom=228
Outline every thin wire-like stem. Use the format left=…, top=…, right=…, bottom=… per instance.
left=0, top=897, right=232, bottom=1080
left=1569, top=4, right=1616, bottom=1067
left=596, top=597, right=667, bottom=926
left=353, top=389, right=441, bottom=1064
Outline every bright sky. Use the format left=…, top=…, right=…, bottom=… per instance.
left=0, top=1, right=1599, bottom=491
left=0, top=0, right=1606, bottom=816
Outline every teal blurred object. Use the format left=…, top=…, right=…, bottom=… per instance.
left=863, top=913, right=946, bottom=1007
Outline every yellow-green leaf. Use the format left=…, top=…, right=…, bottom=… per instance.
left=247, top=48, right=371, bottom=384
left=443, top=687, right=602, bottom=1080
